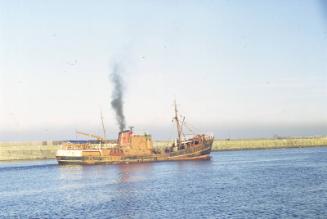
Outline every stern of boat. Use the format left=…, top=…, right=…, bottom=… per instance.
left=56, top=149, right=84, bottom=164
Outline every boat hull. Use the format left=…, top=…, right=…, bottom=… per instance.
left=56, top=144, right=212, bottom=165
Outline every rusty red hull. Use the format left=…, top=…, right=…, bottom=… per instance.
left=56, top=142, right=212, bottom=165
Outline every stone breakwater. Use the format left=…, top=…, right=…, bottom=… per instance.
left=0, top=137, right=327, bottom=161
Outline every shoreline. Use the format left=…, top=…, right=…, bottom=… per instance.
left=0, top=136, right=326, bottom=161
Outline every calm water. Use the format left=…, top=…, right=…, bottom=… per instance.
left=0, top=147, right=327, bottom=218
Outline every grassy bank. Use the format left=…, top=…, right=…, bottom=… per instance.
left=0, top=136, right=326, bottom=161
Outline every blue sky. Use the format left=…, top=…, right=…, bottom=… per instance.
left=0, top=0, right=326, bottom=140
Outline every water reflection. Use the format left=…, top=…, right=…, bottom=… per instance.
left=116, top=163, right=154, bottom=184
left=58, top=164, right=84, bottom=180
left=58, top=160, right=213, bottom=186
left=176, top=158, right=213, bottom=168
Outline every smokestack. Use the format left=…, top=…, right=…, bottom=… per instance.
left=110, top=63, right=126, bottom=131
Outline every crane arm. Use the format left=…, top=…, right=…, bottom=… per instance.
left=76, top=131, right=105, bottom=141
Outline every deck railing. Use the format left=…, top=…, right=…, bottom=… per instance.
left=168, top=144, right=210, bottom=157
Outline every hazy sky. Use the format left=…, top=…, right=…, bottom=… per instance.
left=0, top=0, right=326, bottom=140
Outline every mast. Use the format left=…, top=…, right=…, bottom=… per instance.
left=100, top=110, right=106, bottom=139
left=174, top=100, right=183, bottom=148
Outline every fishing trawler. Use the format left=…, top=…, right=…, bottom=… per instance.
left=56, top=102, right=214, bottom=165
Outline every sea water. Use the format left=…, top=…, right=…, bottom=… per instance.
left=0, top=147, right=326, bottom=218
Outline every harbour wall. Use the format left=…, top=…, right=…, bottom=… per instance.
left=212, top=137, right=327, bottom=151
left=0, top=137, right=327, bottom=161
left=0, top=141, right=62, bottom=161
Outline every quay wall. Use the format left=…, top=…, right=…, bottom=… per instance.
left=212, top=137, right=327, bottom=151
left=0, top=137, right=327, bottom=161
left=0, top=141, right=62, bottom=161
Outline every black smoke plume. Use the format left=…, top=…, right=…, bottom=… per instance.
left=110, top=63, right=126, bottom=131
